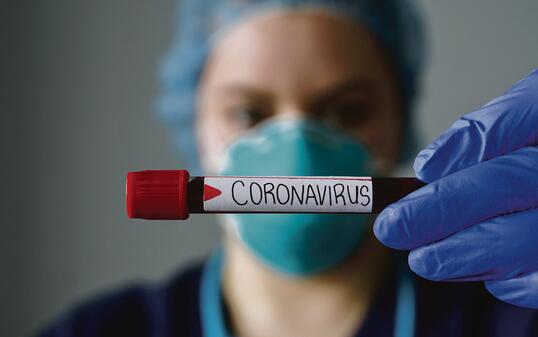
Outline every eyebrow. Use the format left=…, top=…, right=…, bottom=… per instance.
left=217, top=85, right=273, bottom=102
left=216, top=78, right=377, bottom=105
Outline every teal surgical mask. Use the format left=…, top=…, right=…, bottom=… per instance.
left=218, top=119, right=374, bottom=276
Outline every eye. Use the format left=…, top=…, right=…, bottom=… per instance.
left=228, top=105, right=270, bottom=129
left=317, top=101, right=371, bottom=131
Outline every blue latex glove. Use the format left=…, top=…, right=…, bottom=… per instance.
left=374, top=69, right=538, bottom=308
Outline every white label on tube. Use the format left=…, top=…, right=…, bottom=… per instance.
left=203, top=176, right=372, bottom=213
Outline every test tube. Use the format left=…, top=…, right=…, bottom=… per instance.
left=126, top=170, right=425, bottom=220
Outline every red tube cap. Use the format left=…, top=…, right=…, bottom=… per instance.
left=126, top=170, right=189, bottom=220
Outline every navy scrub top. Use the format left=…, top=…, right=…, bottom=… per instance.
left=37, top=254, right=538, bottom=337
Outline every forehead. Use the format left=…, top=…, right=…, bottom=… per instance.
left=204, top=9, right=392, bottom=95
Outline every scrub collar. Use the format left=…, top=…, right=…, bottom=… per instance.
left=199, top=249, right=416, bottom=337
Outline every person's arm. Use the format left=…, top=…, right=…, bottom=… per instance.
left=374, top=69, right=538, bottom=309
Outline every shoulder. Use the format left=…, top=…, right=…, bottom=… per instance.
left=37, top=261, right=205, bottom=337
left=415, top=277, right=538, bottom=337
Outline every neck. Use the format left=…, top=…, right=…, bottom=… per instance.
left=221, top=227, right=390, bottom=337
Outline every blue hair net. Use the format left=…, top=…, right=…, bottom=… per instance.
left=157, top=0, right=426, bottom=174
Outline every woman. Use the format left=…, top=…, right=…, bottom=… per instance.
left=40, top=0, right=538, bottom=336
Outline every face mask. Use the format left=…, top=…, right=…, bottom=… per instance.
left=218, top=119, right=373, bottom=276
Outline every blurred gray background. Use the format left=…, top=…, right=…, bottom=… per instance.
left=4, top=1, right=538, bottom=336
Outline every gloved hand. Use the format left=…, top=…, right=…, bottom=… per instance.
left=374, top=69, right=538, bottom=309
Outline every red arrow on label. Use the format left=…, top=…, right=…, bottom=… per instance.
left=203, top=184, right=222, bottom=202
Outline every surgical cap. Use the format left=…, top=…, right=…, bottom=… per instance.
left=157, top=0, right=426, bottom=174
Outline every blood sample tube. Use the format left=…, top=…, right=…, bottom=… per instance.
left=126, top=170, right=425, bottom=220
